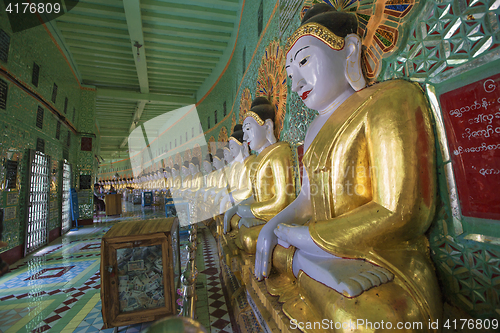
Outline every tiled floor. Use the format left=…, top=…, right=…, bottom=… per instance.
left=0, top=202, right=236, bottom=333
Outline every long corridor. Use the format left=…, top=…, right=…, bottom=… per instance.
left=0, top=203, right=237, bottom=333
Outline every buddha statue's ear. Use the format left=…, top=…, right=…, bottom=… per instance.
left=344, top=34, right=366, bottom=92
left=264, top=119, right=277, bottom=144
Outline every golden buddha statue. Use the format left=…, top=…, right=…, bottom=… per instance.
left=170, top=164, right=182, bottom=196
left=202, top=149, right=227, bottom=218
left=188, top=157, right=204, bottom=193
left=195, top=154, right=217, bottom=222
left=252, top=4, right=442, bottom=332
left=219, top=127, right=256, bottom=217
left=224, top=97, right=295, bottom=254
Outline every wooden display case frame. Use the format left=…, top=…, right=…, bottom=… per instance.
left=100, top=218, right=180, bottom=329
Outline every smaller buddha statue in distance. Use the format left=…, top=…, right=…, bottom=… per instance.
left=223, top=97, right=295, bottom=254
left=170, top=164, right=182, bottom=197
left=187, top=157, right=204, bottom=195
left=219, top=127, right=251, bottom=215
left=203, top=149, right=227, bottom=218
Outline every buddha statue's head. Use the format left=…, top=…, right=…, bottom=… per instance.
left=164, top=167, right=172, bottom=179
left=172, top=164, right=180, bottom=178
left=203, top=153, right=214, bottom=174
left=223, top=144, right=234, bottom=164
left=182, top=161, right=190, bottom=177
left=243, top=97, right=277, bottom=153
left=189, top=157, right=200, bottom=175
left=229, top=128, right=245, bottom=161
left=213, top=149, right=225, bottom=170
left=285, top=4, right=366, bottom=113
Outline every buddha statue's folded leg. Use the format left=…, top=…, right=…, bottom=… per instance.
left=284, top=271, right=429, bottom=333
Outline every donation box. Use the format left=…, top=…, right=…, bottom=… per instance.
left=100, top=218, right=180, bottom=328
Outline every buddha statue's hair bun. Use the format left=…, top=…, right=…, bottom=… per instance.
left=183, top=161, right=190, bottom=168
left=230, top=130, right=244, bottom=144
left=205, top=153, right=213, bottom=163
left=233, top=124, right=242, bottom=132
left=301, top=3, right=357, bottom=38
left=173, top=164, right=180, bottom=170
left=165, top=167, right=171, bottom=173
left=191, top=157, right=199, bottom=166
left=250, top=97, right=275, bottom=123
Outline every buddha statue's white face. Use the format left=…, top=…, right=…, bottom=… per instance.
left=229, top=140, right=242, bottom=159
left=189, top=163, right=198, bottom=175
left=243, top=117, right=268, bottom=152
left=223, top=148, right=234, bottom=164
left=285, top=36, right=351, bottom=112
left=172, top=168, right=179, bottom=178
left=213, top=157, right=224, bottom=170
left=203, top=161, right=213, bottom=174
left=181, top=166, right=190, bottom=177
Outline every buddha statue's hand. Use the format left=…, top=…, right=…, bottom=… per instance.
left=223, top=206, right=238, bottom=234
left=236, top=203, right=255, bottom=219
left=255, top=223, right=278, bottom=280
left=238, top=217, right=265, bottom=228
left=274, top=224, right=329, bottom=256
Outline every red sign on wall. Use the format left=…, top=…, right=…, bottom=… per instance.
left=440, top=73, right=500, bottom=220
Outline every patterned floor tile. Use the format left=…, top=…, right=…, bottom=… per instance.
left=0, top=203, right=241, bottom=333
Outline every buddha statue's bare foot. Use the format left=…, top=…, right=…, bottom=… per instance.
left=293, top=250, right=394, bottom=298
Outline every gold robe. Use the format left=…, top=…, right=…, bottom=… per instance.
left=282, top=79, right=441, bottom=330
left=250, top=142, right=295, bottom=222
left=238, top=142, right=296, bottom=253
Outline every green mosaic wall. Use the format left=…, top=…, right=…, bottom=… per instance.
left=0, top=1, right=96, bottom=253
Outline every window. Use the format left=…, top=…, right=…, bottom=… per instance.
left=64, top=97, right=68, bottom=114
left=258, top=0, right=263, bottom=36
left=185, top=132, right=188, bottom=142
left=56, top=121, right=61, bottom=139
left=208, top=116, right=210, bottom=129
left=192, top=127, right=194, bottom=137
left=51, top=83, right=57, bottom=103
left=242, top=47, right=246, bottom=74
left=32, top=62, right=39, bottom=87
left=175, top=139, right=177, bottom=147
left=223, top=101, right=227, bottom=117
left=36, top=106, right=44, bottom=129
left=0, top=78, right=7, bottom=110
left=214, top=110, right=218, bottom=124
left=0, top=29, right=10, bottom=63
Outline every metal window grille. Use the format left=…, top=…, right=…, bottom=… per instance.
left=32, top=62, right=39, bottom=87
left=242, top=47, right=246, bottom=74
left=64, top=97, right=68, bottom=114
left=258, top=0, right=263, bottom=36
left=67, top=131, right=71, bottom=147
left=208, top=116, right=210, bottom=129
left=223, top=101, right=227, bottom=117
left=51, top=83, right=57, bottom=103
left=56, top=121, right=61, bottom=139
left=214, top=110, right=218, bottom=124
left=36, top=138, right=45, bottom=153
left=0, top=29, right=10, bottom=63
left=0, top=78, right=7, bottom=110
left=25, top=150, right=49, bottom=255
left=72, top=107, right=76, bottom=122
left=61, top=162, right=71, bottom=234
left=36, top=106, right=44, bottom=129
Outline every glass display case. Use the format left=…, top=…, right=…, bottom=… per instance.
left=100, top=218, right=180, bottom=329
